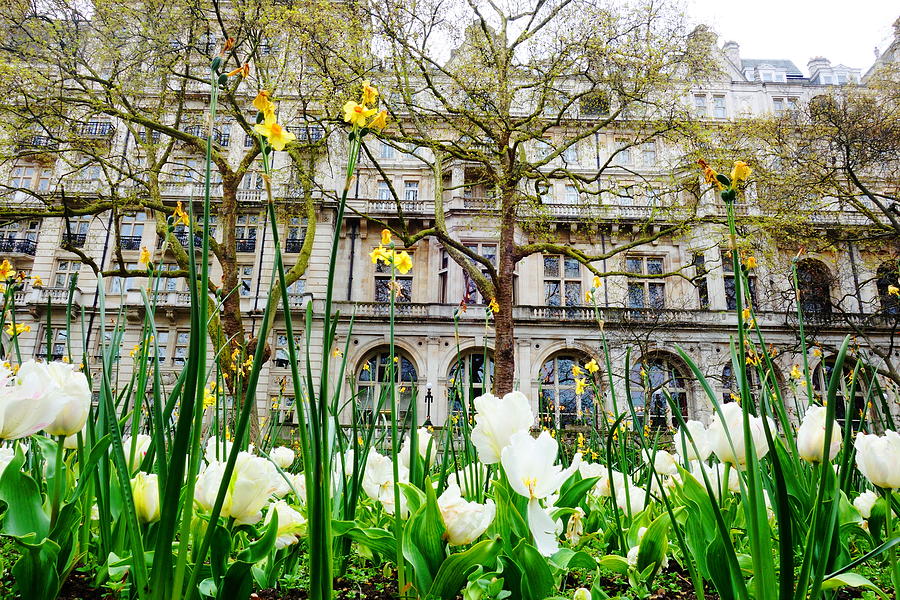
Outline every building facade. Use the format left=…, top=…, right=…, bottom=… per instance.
left=1, top=20, right=898, bottom=434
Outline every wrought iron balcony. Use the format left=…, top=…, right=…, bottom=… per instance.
left=81, top=122, right=115, bottom=138
left=62, top=232, right=87, bottom=248
left=0, top=237, right=38, bottom=256
left=120, top=235, right=142, bottom=250
left=236, top=238, right=256, bottom=253
left=284, top=238, right=303, bottom=253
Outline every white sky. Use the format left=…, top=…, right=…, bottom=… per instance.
left=685, top=0, right=898, bottom=74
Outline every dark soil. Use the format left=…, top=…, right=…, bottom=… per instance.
left=254, top=572, right=399, bottom=600
left=57, top=571, right=115, bottom=600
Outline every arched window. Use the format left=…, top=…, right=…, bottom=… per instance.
left=356, top=349, right=418, bottom=425
left=876, top=261, right=899, bottom=315
left=812, top=357, right=866, bottom=430
left=796, top=259, right=832, bottom=314
left=447, top=349, right=494, bottom=415
left=629, top=355, right=689, bottom=431
left=539, top=353, right=596, bottom=428
left=721, top=363, right=760, bottom=403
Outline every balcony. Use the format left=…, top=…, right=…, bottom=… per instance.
left=16, top=135, right=59, bottom=154
left=80, top=122, right=115, bottom=138
left=284, top=238, right=303, bottom=253
left=120, top=236, right=142, bottom=250
left=0, top=237, right=38, bottom=256
left=61, top=233, right=87, bottom=248
left=237, top=189, right=263, bottom=203
left=236, top=238, right=256, bottom=253
left=366, top=198, right=426, bottom=214
left=35, top=286, right=82, bottom=307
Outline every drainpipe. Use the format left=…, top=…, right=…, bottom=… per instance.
left=847, top=241, right=863, bottom=313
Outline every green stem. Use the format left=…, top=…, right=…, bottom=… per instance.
left=50, top=434, right=66, bottom=529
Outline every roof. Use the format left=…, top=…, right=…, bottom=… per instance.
left=740, top=59, right=804, bottom=76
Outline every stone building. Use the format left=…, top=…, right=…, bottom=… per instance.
left=1, top=18, right=898, bottom=435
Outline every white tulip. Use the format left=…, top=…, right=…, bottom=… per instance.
left=675, top=420, right=712, bottom=462
left=41, top=362, right=92, bottom=437
left=288, top=472, right=307, bottom=502
left=269, top=446, right=295, bottom=469
left=204, top=435, right=254, bottom=464
left=437, top=482, right=496, bottom=545
left=122, top=434, right=152, bottom=472
left=0, top=361, right=65, bottom=439
left=471, top=391, right=534, bottom=464
left=449, top=463, right=489, bottom=497
left=573, top=588, right=591, bottom=600
left=566, top=507, right=585, bottom=544
left=130, top=471, right=160, bottom=523
left=63, top=431, right=81, bottom=449
left=501, top=430, right=580, bottom=556
left=195, top=452, right=278, bottom=525
left=708, top=402, right=775, bottom=467
left=264, top=500, right=307, bottom=549
left=361, top=448, right=409, bottom=516
left=797, top=405, right=842, bottom=463
left=854, top=430, right=900, bottom=489
left=399, top=427, right=434, bottom=469
left=597, top=468, right=630, bottom=498
left=690, top=460, right=741, bottom=498
left=627, top=544, right=641, bottom=568
left=262, top=459, right=291, bottom=498
left=616, top=485, right=646, bottom=514
left=645, top=449, right=679, bottom=476
left=853, top=490, right=878, bottom=519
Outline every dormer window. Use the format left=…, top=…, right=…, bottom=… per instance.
left=761, top=71, right=773, bottom=82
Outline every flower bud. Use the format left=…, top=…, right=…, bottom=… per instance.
left=796, top=405, right=841, bottom=463
left=131, top=472, right=160, bottom=524
left=854, top=430, right=900, bottom=489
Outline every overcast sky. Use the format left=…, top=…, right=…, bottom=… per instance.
left=685, top=0, right=898, bottom=74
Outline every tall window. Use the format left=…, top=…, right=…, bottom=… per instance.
left=273, top=332, right=302, bottom=368
left=693, top=95, right=708, bottom=117
left=536, top=138, right=553, bottom=160
left=110, top=262, right=140, bottom=294
left=813, top=358, right=866, bottom=430
left=561, top=141, right=577, bottom=164
left=172, top=331, right=189, bottom=366
left=438, top=248, right=450, bottom=303
left=543, top=255, right=581, bottom=307
left=374, top=256, right=413, bottom=302
left=38, top=328, right=68, bottom=361
left=539, top=353, right=595, bottom=428
left=722, top=249, right=757, bottom=310
left=240, top=170, right=264, bottom=190
left=463, top=243, right=497, bottom=305
left=236, top=215, right=258, bottom=252
left=404, top=181, right=419, bottom=202
left=713, top=95, right=727, bottom=118
left=796, top=259, right=832, bottom=314
left=613, top=139, right=631, bottom=165
left=448, top=350, right=494, bottom=415
left=10, top=162, right=51, bottom=192
left=54, top=260, right=81, bottom=288
left=238, top=265, right=254, bottom=297
left=641, top=142, right=657, bottom=167
left=120, top=214, right=145, bottom=250
left=356, top=350, right=417, bottom=424
left=377, top=181, right=392, bottom=201
left=876, top=261, right=899, bottom=315
left=630, top=356, right=689, bottom=431
left=380, top=141, right=395, bottom=160
left=151, top=330, right=169, bottom=362
left=626, top=256, right=665, bottom=310
left=693, top=253, right=709, bottom=309
left=721, top=364, right=761, bottom=403
left=62, top=216, right=91, bottom=247
left=284, top=217, right=306, bottom=253
left=564, top=185, right=579, bottom=204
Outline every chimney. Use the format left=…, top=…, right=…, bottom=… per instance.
left=807, top=56, right=831, bottom=79
left=723, top=41, right=740, bottom=66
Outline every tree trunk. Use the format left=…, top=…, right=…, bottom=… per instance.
left=493, top=184, right=518, bottom=395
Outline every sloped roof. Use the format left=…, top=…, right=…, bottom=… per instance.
left=740, top=59, right=804, bottom=76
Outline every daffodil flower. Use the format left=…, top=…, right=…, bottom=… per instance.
left=744, top=256, right=758, bottom=269
left=574, top=377, right=587, bottom=395
left=254, top=113, right=296, bottom=151
left=253, top=90, right=275, bottom=116
left=139, top=246, right=152, bottom=265
left=173, top=201, right=190, bottom=227
left=488, top=298, right=500, bottom=313
left=31, top=275, right=43, bottom=287
left=731, top=161, right=752, bottom=183
left=381, top=229, right=392, bottom=245
left=361, top=80, right=379, bottom=105
left=0, top=260, right=13, bottom=280
left=888, top=284, right=899, bottom=297
left=369, top=109, right=388, bottom=131
left=343, top=101, right=376, bottom=128
left=584, top=358, right=599, bottom=374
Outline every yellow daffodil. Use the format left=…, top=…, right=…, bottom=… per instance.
left=730, top=392, right=741, bottom=403
left=741, top=307, right=752, bottom=321
left=888, top=284, right=900, bottom=297
left=791, top=364, right=803, bottom=379
left=574, top=377, right=587, bottom=395
left=697, top=159, right=723, bottom=191
left=362, top=363, right=370, bottom=371
left=369, top=246, right=390, bottom=264
left=0, top=260, right=13, bottom=280
left=253, top=90, right=275, bottom=116
left=812, top=348, right=822, bottom=358
left=592, top=275, right=602, bottom=289
left=254, top=113, right=296, bottom=151
left=361, top=80, right=379, bottom=105
left=398, top=386, right=407, bottom=393
left=139, top=246, right=151, bottom=265
left=381, top=229, right=392, bottom=246
left=585, top=358, right=599, bottom=374
left=130, top=343, right=141, bottom=359
left=393, top=250, right=413, bottom=274
left=369, top=110, right=388, bottom=131
left=744, top=256, right=758, bottom=269
left=343, top=101, right=376, bottom=127
left=489, top=297, right=500, bottom=313
left=640, top=367, right=647, bottom=378
left=731, top=161, right=752, bottom=183
left=203, top=385, right=216, bottom=409
left=572, top=364, right=583, bottom=377
left=584, top=289, right=595, bottom=303
left=227, top=63, right=251, bottom=78
left=4, top=323, right=30, bottom=336
left=31, top=275, right=43, bottom=287
left=332, top=347, right=343, bottom=358
left=173, top=201, right=190, bottom=226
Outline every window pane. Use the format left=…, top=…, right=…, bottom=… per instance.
left=564, top=257, right=580, bottom=278
left=649, top=283, right=665, bottom=309
left=544, top=282, right=561, bottom=306
left=647, top=258, right=663, bottom=275
left=626, top=257, right=642, bottom=274
left=544, top=256, right=559, bottom=277
left=627, top=283, right=645, bottom=308
left=564, top=281, right=582, bottom=306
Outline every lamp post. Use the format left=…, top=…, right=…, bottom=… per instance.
left=423, top=382, right=434, bottom=427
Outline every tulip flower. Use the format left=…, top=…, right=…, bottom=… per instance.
left=501, top=430, right=580, bottom=556
left=42, top=362, right=92, bottom=436
left=195, top=452, right=279, bottom=525
left=645, top=449, right=679, bottom=476
left=437, top=482, right=496, bottom=545
left=204, top=435, right=254, bottom=464
left=573, top=588, right=591, bottom=600
left=0, top=446, right=13, bottom=476
left=616, top=485, right=646, bottom=515
left=675, top=420, right=713, bottom=462
left=0, top=360, right=65, bottom=439
left=471, top=391, right=535, bottom=464
left=854, top=430, right=900, bottom=489
left=854, top=490, right=878, bottom=519
left=691, top=460, right=740, bottom=499
left=288, top=472, right=307, bottom=502
left=796, top=405, right=842, bottom=463
left=264, top=500, right=307, bottom=549
left=263, top=459, right=292, bottom=498
left=122, top=434, right=152, bottom=472
left=361, top=448, right=409, bottom=516
left=565, top=507, right=585, bottom=544
left=131, top=471, right=161, bottom=524
left=708, top=402, right=775, bottom=467
left=270, top=446, right=295, bottom=469
left=399, top=427, right=433, bottom=469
